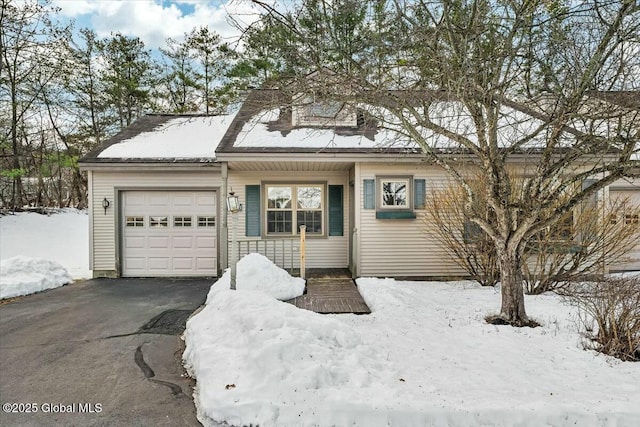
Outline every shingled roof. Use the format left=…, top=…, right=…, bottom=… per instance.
left=80, top=114, right=235, bottom=164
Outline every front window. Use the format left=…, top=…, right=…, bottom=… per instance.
left=266, top=184, right=324, bottom=235
left=380, top=179, right=410, bottom=209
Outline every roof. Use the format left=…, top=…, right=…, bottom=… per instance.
left=216, top=90, right=422, bottom=156
left=80, top=114, right=236, bottom=164
left=80, top=90, right=638, bottom=166
left=586, top=91, right=640, bottom=110
left=215, top=89, right=638, bottom=160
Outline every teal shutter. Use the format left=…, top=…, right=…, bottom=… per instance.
left=363, top=179, right=375, bottom=209
left=414, top=179, right=426, bottom=209
left=245, top=185, right=261, bottom=236
left=328, top=185, right=344, bottom=236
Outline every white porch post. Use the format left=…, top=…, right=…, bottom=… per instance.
left=299, top=225, right=306, bottom=279
left=220, top=163, right=228, bottom=273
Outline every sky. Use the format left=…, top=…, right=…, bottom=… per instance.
left=51, top=0, right=265, bottom=49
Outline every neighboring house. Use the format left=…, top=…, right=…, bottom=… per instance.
left=79, top=90, right=640, bottom=278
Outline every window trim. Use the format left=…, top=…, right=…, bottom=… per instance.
left=173, top=216, right=193, bottom=228
left=376, top=176, right=413, bottom=211
left=262, top=182, right=327, bottom=237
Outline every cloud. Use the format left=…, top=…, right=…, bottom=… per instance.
left=52, top=0, right=263, bottom=49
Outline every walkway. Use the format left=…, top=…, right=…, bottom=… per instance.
left=287, top=270, right=371, bottom=314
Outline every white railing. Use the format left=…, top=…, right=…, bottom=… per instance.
left=227, top=226, right=307, bottom=277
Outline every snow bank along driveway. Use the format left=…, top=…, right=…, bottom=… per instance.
left=184, top=272, right=640, bottom=427
left=1, top=209, right=89, bottom=299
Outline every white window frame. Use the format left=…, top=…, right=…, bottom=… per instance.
left=173, top=216, right=192, bottom=227
left=377, top=176, right=412, bottom=210
left=264, top=183, right=325, bottom=236
left=197, top=216, right=216, bottom=227
left=149, top=216, right=168, bottom=228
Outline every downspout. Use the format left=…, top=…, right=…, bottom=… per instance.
left=221, top=162, right=229, bottom=273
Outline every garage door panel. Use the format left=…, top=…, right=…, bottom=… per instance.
left=196, top=236, right=216, bottom=249
left=174, top=195, right=193, bottom=206
left=173, top=258, right=194, bottom=270
left=125, top=258, right=146, bottom=270
left=124, top=193, right=146, bottom=206
left=173, top=236, right=194, bottom=248
left=197, top=195, right=216, bottom=207
left=122, top=190, right=217, bottom=277
left=196, top=257, right=216, bottom=270
left=149, top=194, right=170, bottom=206
left=148, top=236, right=170, bottom=248
left=148, top=257, right=170, bottom=270
left=125, top=237, right=146, bottom=249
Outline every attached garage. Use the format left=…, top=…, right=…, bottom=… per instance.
left=121, top=190, right=217, bottom=277
left=79, top=114, right=236, bottom=278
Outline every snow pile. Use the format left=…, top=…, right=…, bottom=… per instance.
left=0, top=209, right=89, bottom=279
left=206, top=253, right=305, bottom=301
left=185, top=276, right=640, bottom=427
left=184, top=290, right=393, bottom=427
left=1, top=256, right=73, bottom=299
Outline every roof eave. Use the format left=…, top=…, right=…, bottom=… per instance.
left=79, top=159, right=221, bottom=171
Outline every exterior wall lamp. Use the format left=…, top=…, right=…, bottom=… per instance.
left=102, top=197, right=110, bottom=215
left=226, top=191, right=240, bottom=214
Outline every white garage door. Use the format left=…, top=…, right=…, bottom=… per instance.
left=610, top=189, right=640, bottom=272
left=122, top=191, right=217, bottom=277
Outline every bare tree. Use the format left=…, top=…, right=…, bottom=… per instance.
left=245, top=0, right=640, bottom=326
left=0, top=0, right=71, bottom=208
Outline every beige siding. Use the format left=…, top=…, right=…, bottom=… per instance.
left=357, top=163, right=468, bottom=277
left=90, top=170, right=222, bottom=274
left=609, top=180, right=640, bottom=272
left=227, top=170, right=349, bottom=269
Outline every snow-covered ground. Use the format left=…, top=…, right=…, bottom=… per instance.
left=184, top=260, right=640, bottom=427
left=0, top=209, right=89, bottom=298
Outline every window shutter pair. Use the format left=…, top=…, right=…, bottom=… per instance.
left=244, top=185, right=344, bottom=236
left=363, top=179, right=426, bottom=209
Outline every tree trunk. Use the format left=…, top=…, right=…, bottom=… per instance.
left=494, top=249, right=536, bottom=327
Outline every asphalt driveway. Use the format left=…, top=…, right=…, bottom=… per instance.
left=0, top=278, right=212, bottom=427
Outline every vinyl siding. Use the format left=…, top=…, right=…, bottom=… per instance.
left=90, top=170, right=222, bottom=273
left=357, top=163, right=468, bottom=277
left=609, top=180, right=640, bottom=271
left=227, top=170, right=350, bottom=269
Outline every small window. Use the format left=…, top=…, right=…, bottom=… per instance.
left=174, top=216, right=192, bottom=227
left=306, top=101, right=343, bottom=119
left=380, top=179, right=409, bottom=208
left=198, top=216, right=215, bottom=227
left=625, top=214, right=639, bottom=225
left=126, top=216, right=144, bottom=227
left=149, top=216, right=168, bottom=227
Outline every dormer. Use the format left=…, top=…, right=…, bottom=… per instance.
left=290, top=69, right=357, bottom=128
left=292, top=93, right=357, bottom=127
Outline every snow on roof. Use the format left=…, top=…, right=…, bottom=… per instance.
left=98, top=114, right=236, bottom=159
left=234, top=108, right=416, bottom=149
left=231, top=103, right=551, bottom=150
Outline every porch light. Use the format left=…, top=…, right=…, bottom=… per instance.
left=102, top=197, right=110, bottom=215
left=226, top=191, right=240, bottom=214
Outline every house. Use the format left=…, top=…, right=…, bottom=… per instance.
left=79, top=89, right=640, bottom=278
